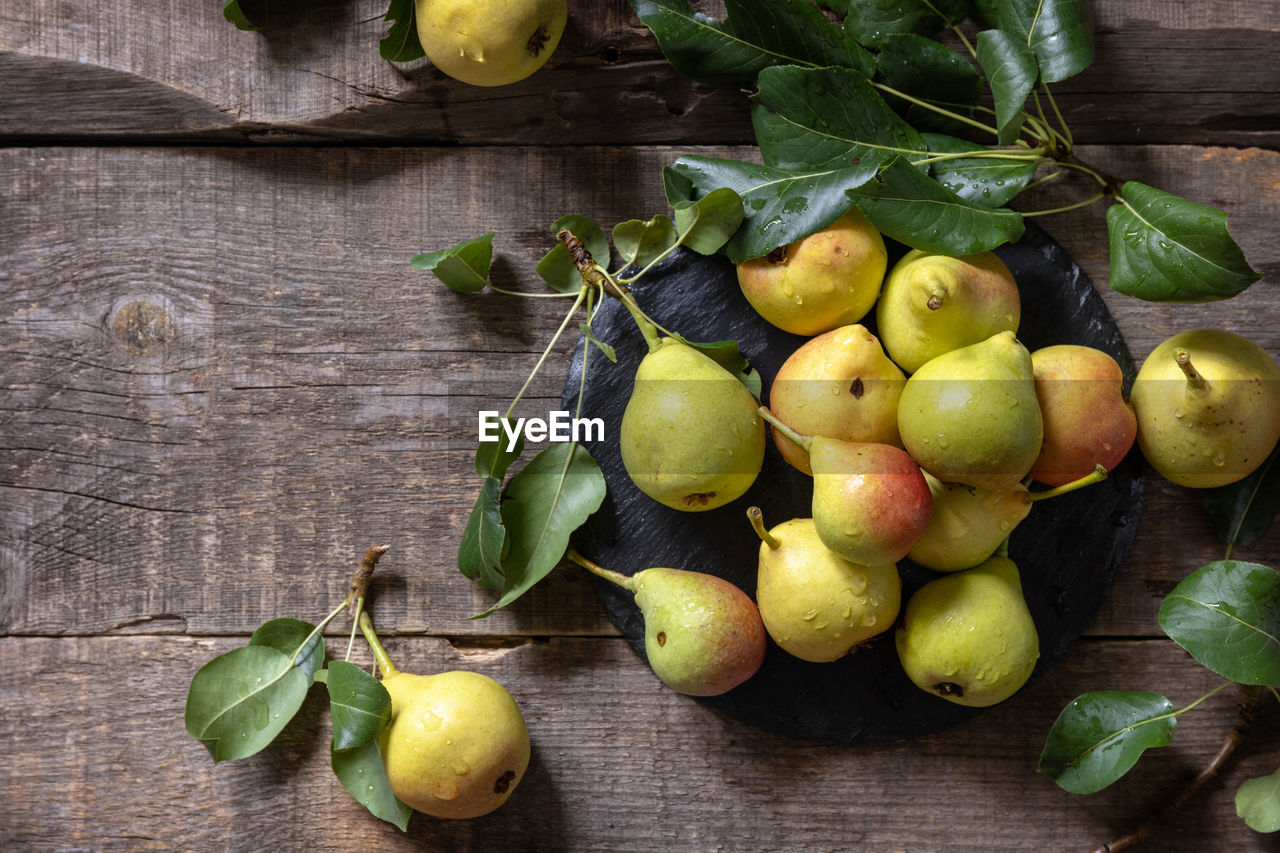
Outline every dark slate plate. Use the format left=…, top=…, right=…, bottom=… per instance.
left=561, top=221, right=1145, bottom=742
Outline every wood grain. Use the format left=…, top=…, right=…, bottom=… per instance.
left=3, top=145, right=1277, bottom=641
left=1, top=635, right=1276, bottom=852
left=0, top=1, right=1276, bottom=145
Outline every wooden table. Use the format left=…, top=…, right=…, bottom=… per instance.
left=3, top=2, right=1277, bottom=850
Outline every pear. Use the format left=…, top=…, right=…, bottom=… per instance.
left=360, top=614, right=530, bottom=820
left=768, top=324, right=906, bottom=475
left=759, top=408, right=932, bottom=565
left=895, top=556, right=1040, bottom=707
left=897, top=331, right=1043, bottom=491
left=736, top=209, right=888, bottom=336
left=568, top=550, right=766, bottom=696
left=908, top=472, right=1032, bottom=572
left=875, top=250, right=1020, bottom=374
left=1130, top=329, right=1280, bottom=488
left=620, top=337, right=765, bottom=512
left=748, top=508, right=900, bottom=662
left=415, top=0, right=568, bottom=87
left=1030, top=345, right=1138, bottom=486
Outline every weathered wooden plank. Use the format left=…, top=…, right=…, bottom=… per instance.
left=0, top=635, right=1274, bottom=851
left=2, top=145, right=1277, bottom=639
left=0, top=1, right=1276, bottom=145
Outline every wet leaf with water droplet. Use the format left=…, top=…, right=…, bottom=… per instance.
left=1038, top=690, right=1177, bottom=793
left=332, top=740, right=412, bottom=831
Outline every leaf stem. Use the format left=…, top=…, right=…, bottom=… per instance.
left=294, top=598, right=350, bottom=667
left=1021, top=169, right=1066, bottom=192
left=1020, top=190, right=1106, bottom=218
left=344, top=596, right=364, bottom=663
left=1042, top=83, right=1074, bottom=148
left=358, top=611, right=399, bottom=680
left=872, top=81, right=1000, bottom=137
left=485, top=283, right=582, bottom=299
left=503, top=286, right=588, bottom=419
left=910, top=148, right=1047, bottom=168
left=949, top=23, right=977, bottom=57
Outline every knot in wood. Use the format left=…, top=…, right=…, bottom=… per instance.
left=111, top=300, right=175, bottom=356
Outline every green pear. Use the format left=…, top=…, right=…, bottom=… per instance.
left=736, top=209, right=888, bottom=336
left=568, top=550, right=766, bottom=696
left=759, top=408, right=932, bottom=565
left=897, top=331, right=1043, bottom=491
left=415, top=0, right=568, bottom=87
left=768, top=324, right=906, bottom=475
left=895, top=556, right=1039, bottom=707
left=875, top=250, right=1020, bottom=374
left=620, top=337, right=765, bottom=511
left=1130, top=329, right=1280, bottom=488
left=360, top=614, right=530, bottom=820
left=749, top=508, right=901, bottom=663
left=908, top=472, right=1032, bottom=572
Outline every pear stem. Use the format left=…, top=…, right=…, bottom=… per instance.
left=1029, top=464, right=1108, bottom=502
left=756, top=406, right=813, bottom=453
left=565, top=547, right=636, bottom=592
left=618, top=292, right=663, bottom=354
left=1174, top=349, right=1206, bottom=389
left=359, top=611, right=399, bottom=680
left=747, top=507, right=780, bottom=550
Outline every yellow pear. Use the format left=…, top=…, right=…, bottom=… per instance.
left=416, top=0, right=568, bottom=87
left=1131, top=329, right=1280, bottom=488
left=875, top=250, right=1020, bottom=374
left=748, top=508, right=900, bottom=663
left=620, top=337, right=765, bottom=511
left=895, top=556, right=1039, bottom=707
left=736, top=210, right=887, bottom=336
left=908, top=472, right=1032, bottom=572
left=768, top=324, right=906, bottom=474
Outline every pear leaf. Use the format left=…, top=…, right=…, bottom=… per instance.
left=835, top=0, right=972, bottom=49
left=458, top=476, right=507, bottom=590
left=876, top=34, right=982, bottom=135
left=663, top=155, right=877, bottom=264
left=223, top=0, right=262, bottom=31
left=552, top=215, right=610, bottom=269
left=1106, top=182, right=1261, bottom=302
left=976, top=29, right=1037, bottom=144
left=536, top=244, right=584, bottom=293
left=672, top=187, right=745, bottom=255
left=327, top=661, right=393, bottom=751
left=612, top=215, right=678, bottom=270
left=332, top=740, right=412, bottom=832
left=669, top=335, right=763, bottom=400
left=475, top=423, right=524, bottom=479
left=184, top=644, right=312, bottom=762
left=539, top=216, right=608, bottom=291
left=1038, top=691, right=1177, bottom=794
left=380, top=0, right=425, bottom=62
left=629, top=0, right=874, bottom=84
left=1204, top=442, right=1280, bottom=549
left=922, top=134, right=1037, bottom=208
left=579, top=323, right=618, bottom=363
left=1157, top=560, right=1280, bottom=687
left=752, top=64, right=926, bottom=173
left=1236, top=767, right=1280, bottom=833
left=992, top=0, right=1094, bottom=83
left=849, top=158, right=1025, bottom=255
left=411, top=233, right=495, bottom=294
left=477, top=443, right=606, bottom=616
left=249, top=618, right=325, bottom=683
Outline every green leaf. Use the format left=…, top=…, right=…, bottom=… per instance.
left=579, top=323, right=618, bottom=363
left=1107, top=182, right=1262, bottom=301
left=538, top=215, right=609, bottom=293
left=664, top=156, right=877, bottom=264
left=411, top=233, right=495, bottom=294
left=1237, top=766, right=1280, bottom=833
left=476, top=422, right=524, bottom=479
left=249, top=618, right=324, bottom=683
left=536, top=245, right=583, bottom=293
left=326, top=661, right=393, bottom=751
left=672, top=187, right=745, bottom=255
left=1204, top=442, right=1280, bottom=549
left=332, top=740, right=412, bottom=832
left=553, top=215, right=610, bottom=268
left=849, top=158, right=1025, bottom=254
left=458, top=477, right=507, bottom=590
left=477, top=443, right=606, bottom=616
left=836, top=0, right=972, bottom=49
left=223, top=0, right=262, bottom=31
left=379, top=0, right=425, bottom=62
left=922, top=133, right=1037, bottom=208
left=1158, top=560, right=1280, bottom=687
left=993, top=0, right=1094, bottom=83
left=629, top=0, right=874, bottom=84
left=185, top=645, right=312, bottom=762
left=752, top=65, right=927, bottom=173
left=976, top=29, right=1037, bottom=144
left=876, top=34, right=982, bottom=135
left=670, top=336, right=762, bottom=399
left=612, top=215, right=678, bottom=269
left=1038, top=691, right=1177, bottom=794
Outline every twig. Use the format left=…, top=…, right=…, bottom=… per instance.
left=349, top=544, right=390, bottom=615
left=1089, top=685, right=1265, bottom=853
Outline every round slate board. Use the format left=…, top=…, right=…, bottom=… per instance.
left=561, top=221, right=1145, bottom=742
